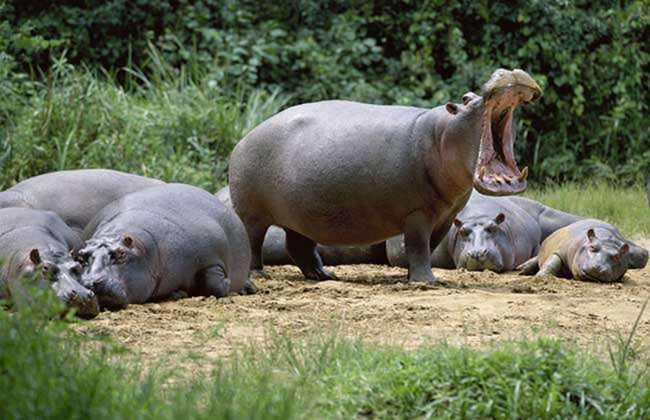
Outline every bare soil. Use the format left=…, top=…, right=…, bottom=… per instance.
left=76, top=239, right=650, bottom=367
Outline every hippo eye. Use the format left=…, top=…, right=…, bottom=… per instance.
left=485, top=225, right=497, bottom=234
left=110, top=249, right=127, bottom=263
left=589, top=245, right=600, bottom=253
left=459, top=227, right=471, bottom=237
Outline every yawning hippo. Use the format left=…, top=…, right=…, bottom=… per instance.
left=0, top=169, right=164, bottom=234
left=518, top=219, right=648, bottom=282
left=386, top=191, right=582, bottom=272
left=229, top=69, right=542, bottom=283
left=79, top=184, right=253, bottom=310
left=0, top=208, right=99, bottom=318
left=216, top=186, right=388, bottom=266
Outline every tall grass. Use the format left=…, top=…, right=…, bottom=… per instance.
left=526, top=183, right=650, bottom=237
left=0, top=51, right=288, bottom=191
left=1, top=291, right=649, bottom=419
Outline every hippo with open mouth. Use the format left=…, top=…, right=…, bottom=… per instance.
left=518, top=219, right=648, bottom=282
left=0, top=208, right=99, bottom=318
left=79, top=184, right=254, bottom=310
left=229, top=68, right=541, bottom=283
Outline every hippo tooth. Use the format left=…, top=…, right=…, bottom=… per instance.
left=479, top=166, right=487, bottom=181
left=518, top=167, right=529, bottom=181
left=504, top=175, right=512, bottom=184
left=494, top=174, right=503, bottom=184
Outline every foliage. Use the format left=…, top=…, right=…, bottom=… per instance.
left=1, top=291, right=649, bottom=419
left=1, top=0, right=648, bottom=183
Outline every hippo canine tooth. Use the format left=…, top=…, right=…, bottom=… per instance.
left=479, top=166, right=487, bottom=181
left=518, top=167, right=529, bottom=181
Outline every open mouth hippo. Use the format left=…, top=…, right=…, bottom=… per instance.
left=386, top=190, right=583, bottom=272
left=79, top=184, right=254, bottom=311
left=229, top=68, right=541, bottom=284
left=518, top=219, right=648, bottom=282
left=0, top=208, right=99, bottom=318
left=0, top=169, right=164, bottom=235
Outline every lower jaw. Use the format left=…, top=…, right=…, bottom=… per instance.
left=473, top=161, right=527, bottom=196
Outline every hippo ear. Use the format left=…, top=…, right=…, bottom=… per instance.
left=122, top=235, right=134, bottom=248
left=453, top=218, right=463, bottom=228
left=29, top=249, right=42, bottom=265
left=445, top=102, right=459, bottom=115
left=587, top=229, right=596, bottom=242
left=494, top=213, right=506, bottom=225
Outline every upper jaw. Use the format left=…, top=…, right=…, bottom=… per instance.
left=472, top=69, right=542, bottom=196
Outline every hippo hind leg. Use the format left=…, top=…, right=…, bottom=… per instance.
left=195, top=265, right=231, bottom=298
left=284, top=228, right=336, bottom=281
left=244, top=221, right=271, bottom=278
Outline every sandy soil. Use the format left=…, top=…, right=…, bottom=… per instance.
left=76, top=239, right=650, bottom=367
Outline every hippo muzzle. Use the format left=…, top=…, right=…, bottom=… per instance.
left=459, top=248, right=504, bottom=272
left=473, top=69, right=542, bottom=196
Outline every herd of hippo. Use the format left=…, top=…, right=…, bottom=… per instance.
left=0, top=69, right=647, bottom=319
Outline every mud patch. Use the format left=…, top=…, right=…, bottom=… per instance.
left=76, top=238, right=650, bottom=369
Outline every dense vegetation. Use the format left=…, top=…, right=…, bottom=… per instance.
left=1, top=290, right=649, bottom=419
left=1, top=0, right=648, bottom=187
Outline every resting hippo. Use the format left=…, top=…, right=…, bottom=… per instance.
left=386, top=191, right=582, bottom=272
left=518, top=219, right=648, bottom=282
left=0, top=208, right=99, bottom=318
left=216, top=186, right=388, bottom=266
left=79, top=184, right=253, bottom=310
left=0, top=169, right=164, bottom=234
left=229, top=69, right=542, bottom=283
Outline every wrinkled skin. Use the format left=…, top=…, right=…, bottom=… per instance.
left=387, top=190, right=583, bottom=272
left=518, top=219, right=649, bottom=282
left=229, top=69, right=541, bottom=283
left=0, top=169, right=164, bottom=234
left=0, top=208, right=99, bottom=318
left=216, top=186, right=388, bottom=266
left=80, top=184, right=253, bottom=311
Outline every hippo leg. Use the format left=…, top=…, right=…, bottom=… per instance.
left=404, top=211, right=436, bottom=284
left=245, top=222, right=271, bottom=278
left=517, top=257, right=539, bottom=275
left=196, top=265, right=231, bottom=298
left=536, top=254, right=562, bottom=277
left=242, top=278, right=258, bottom=294
left=284, top=228, right=336, bottom=281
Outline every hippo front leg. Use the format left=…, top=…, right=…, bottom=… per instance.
left=404, top=211, right=436, bottom=284
left=196, top=265, right=231, bottom=298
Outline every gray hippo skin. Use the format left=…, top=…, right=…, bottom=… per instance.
left=518, top=219, right=648, bottom=282
left=216, top=186, right=387, bottom=266
left=229, top=69, right=542, bottom=283
left=387, top=191, right=583, bottom=272
left=0, top=169, right=164, bottom=234
left=79, top=184, right=253, bottom=310
left=0, top=208, right=99, bottom=318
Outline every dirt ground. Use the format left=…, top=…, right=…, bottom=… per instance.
left=76, top=238, right=650, bottom=367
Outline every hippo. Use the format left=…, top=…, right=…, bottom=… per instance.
left=229, top=69, right=542, bottom=283
left=0, top=169, right=164, bottom=234
left=216, top=186, right=388, bottom=266
left=79, top=184, right=253, bottom=310
left=518, top=219, right=648, bottom=282
left=386, top=191, right=583, bottom=272
left=0, top=208, right=99, bottom=318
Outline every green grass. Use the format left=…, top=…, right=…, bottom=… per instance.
left=525, top=183, right=650, bottom=237
left=1, top=291, right=649, bottom=419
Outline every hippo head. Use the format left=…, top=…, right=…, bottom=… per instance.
left=442, top=69, right=541, bottom=196
left=450, top=214, right=512, bottom=272
left=78, top=234, right=151, bottom=310
left=13, top=248, right=99, bottom=318
left=571, top=229, right=630, bottom=283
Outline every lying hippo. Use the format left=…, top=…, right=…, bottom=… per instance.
left=229, top=69, right=542, bottom=283
left=216, top=186, right=388, bottom=266
left=0, top=208, right=99, bottom=318
left=79, top=184, right=253, bottom=310
left=386, top=191, right=582, bottom=272
left=0, top=169, right=163, bottom=234
left=518, top=219, right=648, bottom=282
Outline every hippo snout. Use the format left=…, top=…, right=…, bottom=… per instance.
left=462, top=249, right=503, bottom=272
left=64, top=289, right=100, bottom=319
left=88, top=278, right=129, bottom=311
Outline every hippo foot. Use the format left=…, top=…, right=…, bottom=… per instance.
left=250, top=269, right=271, bottom=280
left=407, top=271, right=437, bottom=285
left=303, top=267, right=337, bottom=281
left=242, top=279, right=258, bottom=295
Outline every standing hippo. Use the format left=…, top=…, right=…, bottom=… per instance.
left=229, top=69, right=542, bottom=283
left=518, top=219, right=648, bottom=282
left=386, top=191, right=582, bottom=272
left=0, top=169, right=164, bottom=234
left=79, top=184, right=253, bottom=310
left=0, top=208, right=99, bottom=318
left=216, top=186, right=388, bottom=266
